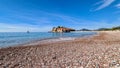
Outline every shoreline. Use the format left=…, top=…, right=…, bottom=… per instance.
left=0, top=31, right=97, bottom=49
left=0, top=31, right=120, bottom=68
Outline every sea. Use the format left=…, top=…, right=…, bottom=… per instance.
left=0, top=31, right=97, bottom=48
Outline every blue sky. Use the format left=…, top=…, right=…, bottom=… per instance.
left=0, top=0, right=120, bottom=32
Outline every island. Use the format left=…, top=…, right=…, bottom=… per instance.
left=52, top=26, right=75, bottom=32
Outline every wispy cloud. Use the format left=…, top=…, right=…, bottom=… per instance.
left=46, top=13, right=120, bottom=29
left=0, top=23, right=52, bottom=32
left=115, top=4, right=120, bottom=8
left=0, top=9, right=119, bottom=32
left=92, top=0, right=115, bottom=11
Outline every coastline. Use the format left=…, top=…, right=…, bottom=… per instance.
left=24, top=31, right=98, bottom=46
left=0, top=31, right=97, bottom=49
left=0, top=31, right=120, bottom=68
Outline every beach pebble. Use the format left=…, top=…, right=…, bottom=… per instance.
left=0, top=31, right=120, bottom=68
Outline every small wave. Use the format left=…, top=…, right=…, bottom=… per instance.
left=0, top=32, right=97, bottom=48
left=59, top=37, right=75, bottom=40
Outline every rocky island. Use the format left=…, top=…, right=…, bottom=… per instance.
left=52, top=26, right=75, bottom=32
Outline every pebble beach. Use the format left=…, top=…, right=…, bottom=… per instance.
left=0, top=31, right=120, bottom=68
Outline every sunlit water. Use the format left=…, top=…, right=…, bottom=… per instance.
left=0, top=32, right=97, bottom=48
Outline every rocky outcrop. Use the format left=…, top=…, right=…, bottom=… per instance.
left=52, top=26, right=75, bottom=32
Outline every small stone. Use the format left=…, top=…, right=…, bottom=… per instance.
left=0, top=62, right=3, bottom=65
left=79, top=66, right=84, bottom=68
left=103, top=64, right=108, bottom=67
left=116, top=64, right=120, bottom=67
left=52, top=56, right=56, bottom=59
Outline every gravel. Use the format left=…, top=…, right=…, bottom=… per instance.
left=0, top=31, right=120, bottom=68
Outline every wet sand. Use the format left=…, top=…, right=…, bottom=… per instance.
left=0, top=31, right=120, bottom=68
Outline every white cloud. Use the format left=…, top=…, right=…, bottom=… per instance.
left=115, top=4, right=120, bottom=8
left=93, top=0, right=115, bottom=11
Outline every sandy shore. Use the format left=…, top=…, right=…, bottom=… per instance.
left=0, top=31, right=120, bottom=68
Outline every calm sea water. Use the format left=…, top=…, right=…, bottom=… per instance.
left=0, top=32, right=97, bottom=48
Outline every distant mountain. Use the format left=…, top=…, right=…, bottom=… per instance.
left=77, top=28, right=91, bottom=31
left=111, top=26, right=120, bottom=30
left=96, top=28, right=111, bottom=31
left=96, top=26, right=120, bottom=31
